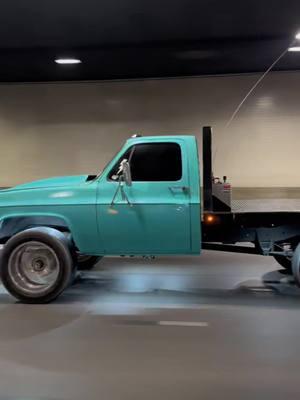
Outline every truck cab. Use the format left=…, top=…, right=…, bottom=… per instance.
left=96, top=135, right=201, bottom=255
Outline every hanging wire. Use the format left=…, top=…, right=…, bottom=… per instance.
left=225, top=47, right=290, bottom=129
left=212, top=38, right=295, bottom=166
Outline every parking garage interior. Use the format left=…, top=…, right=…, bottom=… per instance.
left=0, top=1, right=300, bottom=399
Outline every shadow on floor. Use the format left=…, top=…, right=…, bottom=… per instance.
left=0, top=252, right=299, bottom=308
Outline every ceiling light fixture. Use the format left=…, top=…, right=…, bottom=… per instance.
left=288, top=46, right=300, bottom=52
left=295, top=32, right=300, bottom=40
left=55, top=58, right=82, bottom=65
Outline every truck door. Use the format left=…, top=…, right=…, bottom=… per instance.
left=97, top=139, right=192, bottom=254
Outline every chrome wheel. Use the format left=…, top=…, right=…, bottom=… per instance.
left=8, top=241, right=60, bottom=296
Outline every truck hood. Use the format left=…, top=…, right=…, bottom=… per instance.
left=8, top=175, right=90, bottom=191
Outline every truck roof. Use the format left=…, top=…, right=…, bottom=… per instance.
left=126, top=135, right=197, bottom=146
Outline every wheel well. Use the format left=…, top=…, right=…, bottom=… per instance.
left=0, top=216, right=70, bottom=244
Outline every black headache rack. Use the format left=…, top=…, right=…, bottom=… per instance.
left=202, top=126, right=232, bottom=214
left=202, top=126, right=213, bottom=212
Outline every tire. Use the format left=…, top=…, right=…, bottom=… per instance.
left=0, top=227, right=74, bottom=303
left=77, top=254, right=102, bottom=271
left=292, top=243, right=300, bottom=287
left=273, top=255, right=292, bottom=272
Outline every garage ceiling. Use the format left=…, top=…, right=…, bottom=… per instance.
left=1, top=0, right=300, bottom=82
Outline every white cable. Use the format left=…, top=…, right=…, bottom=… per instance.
left=212, top=42, right=293, bottom=166
left=225, top=47, right=290, bottom=129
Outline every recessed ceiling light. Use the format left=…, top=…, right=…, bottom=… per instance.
left=288, top=46, right=300, bottom=52
left=295, top=32, right=300, bottom=40
left=55, top=58, right=82, bottom=64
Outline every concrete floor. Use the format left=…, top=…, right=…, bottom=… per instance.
left=0, top=251, right=300, bottom=400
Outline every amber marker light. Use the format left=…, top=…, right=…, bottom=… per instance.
left=206, top=215, right=215, bottom=224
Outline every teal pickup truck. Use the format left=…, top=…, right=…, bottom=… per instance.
left=0, top=127, right=300, bottom=303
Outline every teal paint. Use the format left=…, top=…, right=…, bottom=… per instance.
left=0, top=135, right=202, bottom=255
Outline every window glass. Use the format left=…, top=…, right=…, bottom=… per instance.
left=109, top=142, right=182, bottom=181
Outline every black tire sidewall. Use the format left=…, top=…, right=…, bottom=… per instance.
left=273, top=255, right=292, bottom=271
left=77, top=255, right=102, bottom=270
left=0, top=228, right=74, bottom=303
left=292, top=244, right=300, bottom=287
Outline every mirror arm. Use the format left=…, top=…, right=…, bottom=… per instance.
left=120, top=184, right=132, bottom=207
left=110, top=176, right=132, bottom=207
left=110, top=181, right=121, bottom=206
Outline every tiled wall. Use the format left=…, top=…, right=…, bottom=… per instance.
left=0, top=71, right=299, bottom=188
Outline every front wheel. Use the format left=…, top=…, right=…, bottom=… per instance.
left=0, top=227, right=74, bottom=303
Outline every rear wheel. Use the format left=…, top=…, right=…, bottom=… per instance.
left=0, top=227, right=74, bottom=303
left=273, top=255, right=292, bottom=272
left=77, top=254, right=103, bottom=270
left=292, top=243, right=300, bottom=287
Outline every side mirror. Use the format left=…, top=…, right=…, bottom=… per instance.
left=119, top=159, right=132, bottom=186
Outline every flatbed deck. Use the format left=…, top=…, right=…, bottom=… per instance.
left=232, top=198, right=300, bottom=213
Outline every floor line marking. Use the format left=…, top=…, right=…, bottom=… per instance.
left=158, top=321, right=209, bottom=327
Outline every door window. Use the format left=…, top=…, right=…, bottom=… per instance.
left=109, top=143, right=182, bottom=182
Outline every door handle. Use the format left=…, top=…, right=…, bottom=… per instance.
left=169, top=186, right=189, bottom=193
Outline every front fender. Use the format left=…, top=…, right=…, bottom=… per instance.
left=0, top=214, right=70, bottom=243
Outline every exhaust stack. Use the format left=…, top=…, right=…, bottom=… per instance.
left=202, top=126, right=232, bottom=213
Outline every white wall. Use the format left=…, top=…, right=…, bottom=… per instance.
left=0, top=71, right=299, bottom=187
